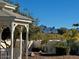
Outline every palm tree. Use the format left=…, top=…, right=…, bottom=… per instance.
left=73, top=23, right=79, bottom=28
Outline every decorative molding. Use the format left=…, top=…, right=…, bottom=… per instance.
left=5, top=5, right=15, bottom=10
left=15, top=19, right=32, bottom=23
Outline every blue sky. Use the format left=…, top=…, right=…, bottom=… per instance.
left=12, top=0, right=79, bottom=28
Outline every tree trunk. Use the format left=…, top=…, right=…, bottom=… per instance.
left=66, top=47, right=71, bottom=55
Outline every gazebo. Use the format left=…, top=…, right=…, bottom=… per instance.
left=0, top=0, right=32, bottom=59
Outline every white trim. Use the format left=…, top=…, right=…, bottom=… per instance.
left=11, top=24, right=14, bottom=59
left=12, top=22, right=28, bottom=26
left=15, top=19, right=32, bottom=23
left=19, top=26, right=23, bottom=59
left=5, top=5, right=15, bottom=10
left=25, top=24, right=29, bottom=59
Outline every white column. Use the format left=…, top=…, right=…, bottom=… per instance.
left=25, top=24, right=29, bottom=59
left=19, top=26, right=23, bottom=59
left=0, top=28, right=2, bottom=49
left=11, top=24, right=14, bottom=59
left=11, top=23, right=17, bottom=59
left=0, top=32, right=1, bottom=42
left=0, top=32, right=1, bottom=48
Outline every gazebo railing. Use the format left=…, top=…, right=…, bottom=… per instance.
left=0, top=48, right=11, bottom=59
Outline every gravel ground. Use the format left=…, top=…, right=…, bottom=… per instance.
left=28, top=52, right=79, bottom=59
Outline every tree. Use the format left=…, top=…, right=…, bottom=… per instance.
left=73, top=23, right=79, bottom=29
left=39, top=25, right=47, bottom=33
left=30, top=32, right=46, bottom=40
left=57, top=27, right=68, bottom=35
left=13, top=3, right=20, bottom=13
left=63, top=29, right=78, bottom=55
left=29, top=24, right=42, bottom=40
left=73, top=23, right=79, bottom=27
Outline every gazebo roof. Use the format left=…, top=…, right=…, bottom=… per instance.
left=0, top=0, right=17, bottom=8
left=0, top=0, right=33, bottom=23
left=0, top=0, right=6, bottom=3
left=0, top=8, right=32, bottom=21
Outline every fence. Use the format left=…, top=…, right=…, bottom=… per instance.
left=1, top=49, right=79, bottom=59
left=0, top=48, right=25, bottom=59
left=0, top=48, right=11, bottom=59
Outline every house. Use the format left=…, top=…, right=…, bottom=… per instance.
left=41, top=39, right=66, bottom=55
left=41, top=44, right=56, bottom=55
